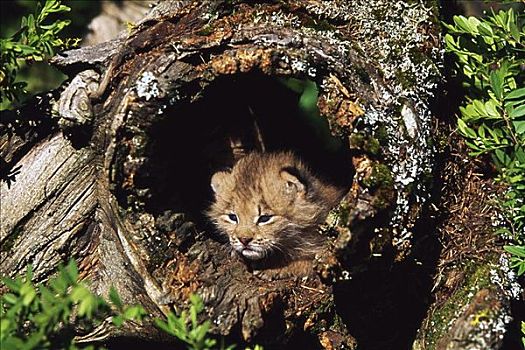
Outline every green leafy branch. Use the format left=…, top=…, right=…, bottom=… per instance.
left=445, top=7, right=525, bottom=275
left=0, top=0, right=79, bottom=108
left=0, top=261, right=145, bottom=350
left=155, top=294, right=225, bottom=350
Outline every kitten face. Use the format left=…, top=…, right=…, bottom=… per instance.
left=212, top=190, right=300, bottom=260
left=207, top=152, right=339, bottom=261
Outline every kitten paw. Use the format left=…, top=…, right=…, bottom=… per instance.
left=252, top=269, right=277, bottom=281
left=252, top=268, right=299, bottom=281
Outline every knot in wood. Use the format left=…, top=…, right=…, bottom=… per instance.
left=53, top=69, right=100, bottom=130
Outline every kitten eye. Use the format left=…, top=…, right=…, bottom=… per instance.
left=227, top=213, right=238, bottom=223
left=257, top=215, right=273, bottom=225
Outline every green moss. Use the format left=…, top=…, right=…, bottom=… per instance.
left=330, top=311, right=346, bottom=331
left=395, top=69, right=417, bottom=90
left=307, top=297, right=348, bottom=335
left=409, top=48, right=430, bottom=66
left=307, top=306, right=329, bottom=334
left=359, top=163, right=395, bottom=209
left=349, top=132, right=365, bottom=148
left=425, top=135, right=434, bottom=148
left=349, top=132, right=381, bottom=155
left=364, top=137, right=380, bottom=155
left=434, top=133, right=449, bottom=153
left=362, top=163, right=393, bottom=189
left=374, top=125, right=388, bottom=146
left=423, top=259, right=494, bottom=349
left=334, top=201, right=351, bottom=227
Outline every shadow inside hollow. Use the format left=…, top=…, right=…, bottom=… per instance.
left=136, top=73, right=353, bottom=229
left=334, top=223, right=441, bottom=350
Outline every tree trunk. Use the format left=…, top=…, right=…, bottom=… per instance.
left=1, top=1, right=519, bottom=349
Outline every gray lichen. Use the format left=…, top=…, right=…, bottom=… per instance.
left=136, top=71, right=161, bottom=101
left=344, top=0, right=443, bottom=246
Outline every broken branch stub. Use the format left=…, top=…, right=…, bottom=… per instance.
left=3, top=0, right=443, bottom=348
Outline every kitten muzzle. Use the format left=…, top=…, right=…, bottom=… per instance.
left=241, top=249, right=265, bottom=260
left=235, top=244, right=265, bottom=260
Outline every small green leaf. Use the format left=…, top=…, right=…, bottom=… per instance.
left=112, top=315, right=124, bottom=327
left=473, top=99, right=487, bottom=116
left=505, top=245, right=525, bottom=257
left=70, top=285, right=90, bottom=302
left=467, top=17, right=481, bottom=33
left=506, top=87, right=525, bottom=100
left=494, top=149, right=511, bottom=167
left=509, top=20, right=520, bottom=42
left=442, top=22, right=457, bottom=33
left=122, top=305, right=145, bottom=321
left=454, top=15, right=475, bottom=33
left=155, top=318, right=175, bottom=337
left=189, top=294, right=204, bottom=314
left=510, top=105, right=525, bottom=119
left=109, top=287, right=123, bottom=310
left=2, top=293, right=19, bottom=305
left=518, top=263, right=525, bottom=276
left=0, top=318, right=12, bottom=338
left=77, top=293, right=98, bottom=318
left=460, top=104, right=477, bottom=120
left=514, top=147, right=525, bottom=163
left=485, top=100, right=500, bottom=118
left=457, top=118, right=477, bottom=138
left=490, top=70, right=504, bottom=100
left=505, top=98, right=525, bottom=110
left=20, top=283, right=36, bottom=306
left=478, top=22, right=493, bottom=37
left=514, top=120, right=525, bottom=135
left=478, top=123, right=486, bottom=138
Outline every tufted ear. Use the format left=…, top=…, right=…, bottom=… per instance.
left=211, top=171, right=231, bottom=194
left=280, top=168, right=306, bottom=195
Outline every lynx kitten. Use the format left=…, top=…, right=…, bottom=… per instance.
left=207, top=151, right=344, bottom=279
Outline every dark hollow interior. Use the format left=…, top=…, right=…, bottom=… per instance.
left=137, top=73, right=354, bottom=226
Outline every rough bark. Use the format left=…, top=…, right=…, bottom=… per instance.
left=1, top=1, right=519, bottom=349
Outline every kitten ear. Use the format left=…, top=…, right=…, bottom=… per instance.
left=211, top=171, right=231, bottom=194
left=280, top=168, right=306, bottom=195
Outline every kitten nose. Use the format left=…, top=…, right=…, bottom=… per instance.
left=238, top=237, right=253, bottom=246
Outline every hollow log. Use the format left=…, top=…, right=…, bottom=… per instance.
left=1, top=1, right=520, bottom=349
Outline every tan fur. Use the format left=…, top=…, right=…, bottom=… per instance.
left=207, top=151, right=345, bottom=279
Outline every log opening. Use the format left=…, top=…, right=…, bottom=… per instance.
left=118, top=72, right=354, bottom=229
